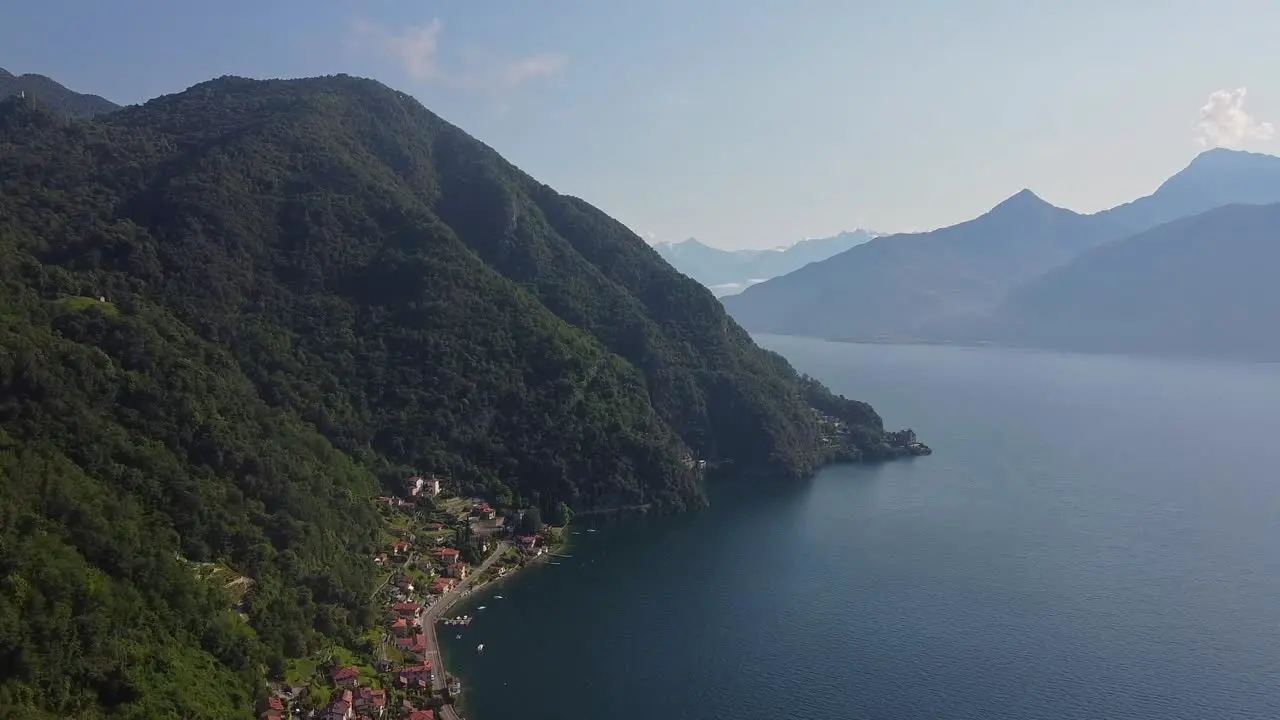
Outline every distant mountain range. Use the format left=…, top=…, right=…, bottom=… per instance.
left=0, top=67, right=119, bottom=117
left=724, top=148, right=1280, bottom=362
left=958, top=201, right=1280, bottom=361
left=654, top=230, right=877, bottom=296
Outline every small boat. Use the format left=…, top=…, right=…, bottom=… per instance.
left=476, top=644, right=485, bottom=653
left=455, top=634, right=462, bottom=639
left=494, top=595, right=504, bottom=599
left=478, top=605, right=487, bottom=610
left=586, top=529, right=597, bottom=533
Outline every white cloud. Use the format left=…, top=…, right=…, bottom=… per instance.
left=1194, top=88, right=1274, bottom=148
left=349, top=17, right=565, bottom=96
left=350, top=18, right=442, bottom=83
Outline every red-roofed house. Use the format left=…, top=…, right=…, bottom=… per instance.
left=406, top=710, right=435, bottom=720
left=391, top=601, right=422, bottom=620
left=331, top=665, right=361, bottom=687
left=517, top=535, right=538, bottom=548
left=390, top=540, right=410, bottom=554
left=325, top=689, right=354, bottom=720
left=354, top=687, right=387, bottom=717
left=257, top=695, right=286, bottom=719
left=432, top=547, right=460, bottom=565
left=474, top=502, right=496, bottom=520
left=395, top=632, right=429, bottom=660
left=430, top=577, right=455, bottom=595
left=444, top=562, right=469, bottom=579
left=390, top=617, right=413, bottom=636
left=395, top=663, right=434, bottom=689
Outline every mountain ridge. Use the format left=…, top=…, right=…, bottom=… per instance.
left=724, top=148, right=1280, bottom=343
left=0, top=66, right=120, bottom=117
left=654, top=228, right=878, bottom=295
left=956, top=200, right=1280, bottom=360
left=0, top=73, right=923, bottom=718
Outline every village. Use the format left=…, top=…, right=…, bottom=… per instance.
left=254, top=473, right=563, bottom=720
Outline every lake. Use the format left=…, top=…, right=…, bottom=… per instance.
left=441, top=336, right=1280, bottom=720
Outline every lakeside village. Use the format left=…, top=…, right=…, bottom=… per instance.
left=255, top=474, right=567, bottom=720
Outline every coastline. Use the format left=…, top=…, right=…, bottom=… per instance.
left=430, top=529, right=573, bottom=719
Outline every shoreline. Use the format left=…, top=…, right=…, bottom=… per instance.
left=429, top=529, right=572, bottom=719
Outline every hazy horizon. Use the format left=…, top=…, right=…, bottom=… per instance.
left=6, top=0, right=1280, bottom=249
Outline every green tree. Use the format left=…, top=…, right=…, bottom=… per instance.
left=549, top=501, right=573, bottom=527
left=519, top=507, right=545, bottom=535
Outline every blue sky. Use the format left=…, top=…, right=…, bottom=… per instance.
left=4, top=0, right=1279, bottom=249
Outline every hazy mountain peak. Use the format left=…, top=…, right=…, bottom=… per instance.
left=980, top=188, right=1068, bottom=224
left=1171, top=146, right=1280, bottom=178
left=1148, top=146, right=1280, bottom=203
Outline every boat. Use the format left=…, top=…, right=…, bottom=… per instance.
left=455, top=634, right=461, bottom=639
left=478, top=605, right=486, bottom=610
left=476, top=644, right=485, bottom=653
left=494, top=595, right=504, bottom=599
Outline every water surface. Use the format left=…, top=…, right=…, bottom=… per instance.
left=443, top=337, right=1280, bottom=719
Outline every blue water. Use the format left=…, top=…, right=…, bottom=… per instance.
left=443, top=337, right=1280, bottom=719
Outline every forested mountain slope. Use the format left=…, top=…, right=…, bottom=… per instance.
left=0, top=75, right=919, bottom=718
left=0, top=67, right=120, bottom=117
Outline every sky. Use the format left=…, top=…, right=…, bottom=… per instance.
left=3, top=0, right=1279, bottom=249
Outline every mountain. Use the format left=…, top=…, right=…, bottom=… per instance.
left=724, top=189, right=1109, bottom=340
left=654, top=229, right=876, bottom=296
left=724, top=149, right=1280, bottom=342
left=0, top=67, right=119, bottom=117
left=1099, top=148, right=1280, bottom=235
left=963, top=201, right=1280, bottom=360
left=0, top=75, right=922, bottom=718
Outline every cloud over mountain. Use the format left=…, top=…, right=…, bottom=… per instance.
left=349, top=16, right=565, bottom=95
left=1195, top=87, right=1274, bottom=148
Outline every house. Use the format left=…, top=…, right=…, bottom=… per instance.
left=395, top=632, right=429, bottom=660
left=257, top=696, right=287, bottom=719
left=430, top=577, right=455, bottom=595
left=354, top=687, right=387, bottom=717
left=391, top=601, right=422, bottom=620
left=443, top=562, right=469, bottom=580
left=474, top=502, right=496, bottom=520
left=394, top=574, right=413, bottom=592
left=325, top=689, right=354, bottom=720
left=405, top=475, right=425, bottom=497
left=432, top=547, right=460, bottom=565
left=331, top=665, right=361, bottom=687
left=425, top=476, right=441, bottom=496
left=373, top=553, right=389, bottom=565
left=394, top=663, right=434, bottom=689
left=493, top=564, right=508, bottom=576
left=390, top=540, right=410, bottom=554
left=390, top=618, right=413, bottom=637
left=406, top=711, right=435, bottom=720
left=517, top=535, right=538, bottom=550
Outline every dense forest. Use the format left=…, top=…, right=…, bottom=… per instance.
left=0, top=75, right=922, bottom=718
